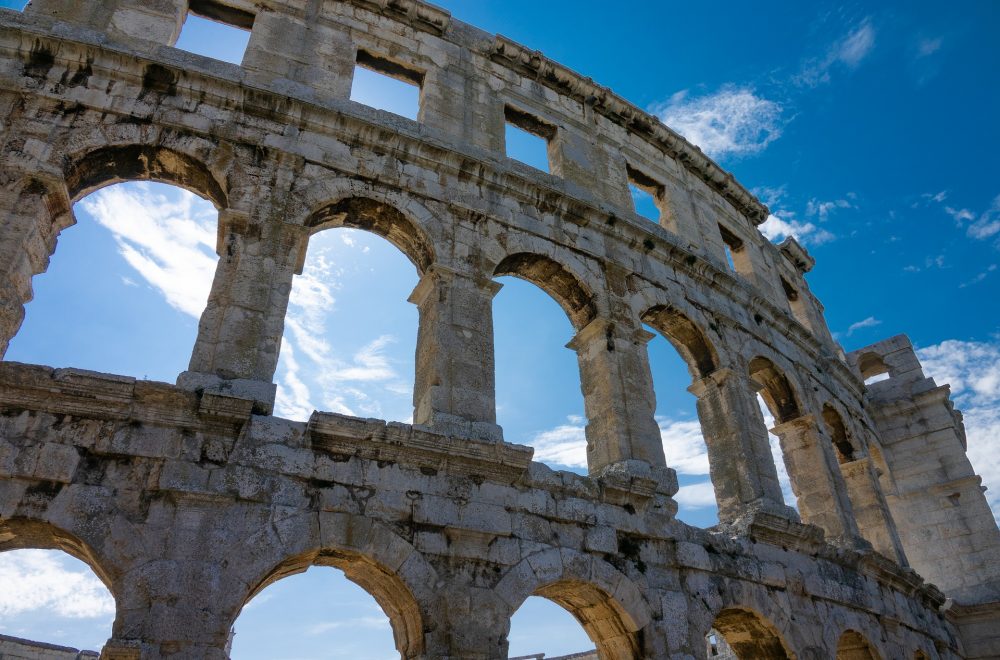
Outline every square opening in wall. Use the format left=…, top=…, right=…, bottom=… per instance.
left=718, top=224, right=745, bottom=273
left=626, top=164, right=664, bottom=223
left=504, top=106, right=554, bottom=173
left=350, top=51, right=422, bottom=121
left=175, top=11, right=252, bottom=65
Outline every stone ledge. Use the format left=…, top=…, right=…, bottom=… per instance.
left=306, top=411, right=533, bottom=484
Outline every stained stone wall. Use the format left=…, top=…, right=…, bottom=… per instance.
left=0, top=1, right=997, bottom=658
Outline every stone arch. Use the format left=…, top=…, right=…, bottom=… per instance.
left=836, top=629, right=882, bottom=660
left=0, top=516, right=117, bottom=592
left=304, top=196, right=435, bottom=275
left=232, top=515, right=438, bottom=660
left=710, top=606, right=796, bottom=659
left=641, top=304, right=719, bottom=380
left=856, top=352, right=890, bottom=382
left=748, top=356, right=803, bottom=424
left=822, top=403, right=859, bottom=463
left=496, top=549, right=652, bottom=660
left=493, top=252, right=597, bottom=330
left=63, top=144, right=228, bottom=208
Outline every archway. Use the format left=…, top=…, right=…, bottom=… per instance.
left=0, top=519, right=116, bottom=655
left=711, top=607, right=793, bottom=659
left=836, top=630, right=881, bottom=660
left=230, top=565, right=398, bottom=659
left=641, top=305, right=720, bottom=526
left=822, top=404, right=858, bottom=464
left=233, top=545, right=427, bottom=659
left=276, top=217, right=420, bottom=422
left=492, top=252, right=595, bottom=472
left=4, top=179, right=220, bottom=381
left=507, top=595, right=594, bottom=658
left=749, top=357, right=802, bottom=510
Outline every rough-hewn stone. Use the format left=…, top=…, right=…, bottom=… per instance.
left=0, top=1, right=998, bottom=658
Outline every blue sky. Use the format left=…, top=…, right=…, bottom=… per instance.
left=1, top=1, right=998, bottom=657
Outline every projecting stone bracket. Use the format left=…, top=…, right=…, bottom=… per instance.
left=594, top=459, right=678, bottom=513
left=176, top=370, right=276, bottom=415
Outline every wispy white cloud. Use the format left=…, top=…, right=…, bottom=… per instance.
left=846, top=316, right=882, bottom=336
left=80, top=183, right=218, bottom=318
left=652, top=86, right=784, bottom=159
left=806, top=195, right=855, bottom=222
left=796, top=18, right=876, bottom=87
left=917, top=339, right=1000, bottom=520
left=0, top=550, right=115, bottom=619
left=530, top=415, right=588, bottom=468
left=675, top=481, right=717, bottom=509
left=759, top=213, right=835, bottom=246
left=960, top=264, right=998, bottom=288
left=917, top=37, right=943, bottom=57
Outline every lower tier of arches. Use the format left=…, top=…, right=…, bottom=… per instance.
left=0, top=362, right=980, bottom=659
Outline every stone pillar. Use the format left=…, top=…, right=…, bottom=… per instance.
left=409, top=265, right=503, bottom=442
left=241, top=5, right=355, bottom=98
left=689, top=368, right=795, bottom=524
left=179, top=210, right=294, bottom=411
left=839, top=456, right=908, bottom=564
left=0, top=175, right=72, bottom=358
left=27, top=0, right=187, bottom=46
left=567, top=317, right=666, bottom=474
left=769, top=414, right=863, bottom=544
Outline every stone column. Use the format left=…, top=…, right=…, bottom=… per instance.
left=179, top=210, right=296, bottom=412
left=770, top=414, right=862, bottom=544
left=839, top=456, right=908, bottom=564
left=409, top=265, right=503, bottom=442
left=26, top=0, right=187, bottom=46
left=0, top=175, right=72, bottom=358
left=567, top=317, right=666, bottom=473
left=689, top=368, right=795, bottom=524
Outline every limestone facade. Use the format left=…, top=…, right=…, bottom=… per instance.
left=0, top=0, right=997, bottom=658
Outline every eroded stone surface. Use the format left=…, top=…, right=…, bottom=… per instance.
left=0, top=1, right=997, bottom=658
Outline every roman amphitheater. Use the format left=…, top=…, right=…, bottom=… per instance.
left=0, top=1, right=998, bottom=658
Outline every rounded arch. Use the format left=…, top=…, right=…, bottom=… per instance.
left=0, top=516, right=117, bottom=595
left=493, top=252, right=597, bottom=330
left=748, top=356, right=803, bottom=424
left=64, top=144, right=228, bottom=209
left=821, top=403, right=859, bottom=463
left=232, top=516, right=437, bottom=660
left=856, top=352, right=890, bottom=381
left=640, top=304, right=719, bottom=379
left=304, top=195, right=434, bottom=274
left=496, top=549, right=651, bottom=660
left=836, top=629, right=883, bottom=660
left=711, top=606, right=796, bottom=659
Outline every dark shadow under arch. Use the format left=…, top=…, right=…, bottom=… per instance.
left=822, top=404, right=857, bottom=463
left=306, top=197, right=434, bottom=275
left=836, top=630, right=882, bottom=660
left=641, top=305, right=718, bottom=379
left=64, top=145, right=228, bottom=209
left=493, top=252, right=596, bottom=330
left=239, top=547, right=425, bottom=659
left=713, top=607, right=794, bottom=659
left=749, top=356, right=802, bottom=424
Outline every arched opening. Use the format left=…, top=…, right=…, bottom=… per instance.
left=913, top=651, right=930, bottom=660
left=493, top=253, right=594, bottom=472
left=641, top=305, right=719, bottom=526
left=711, top=607, right=793, bottom=659
left=822, top=404, right=858, bottom=464
left=836, top=630, right=881, bottom=660
left=507, top=581, right=641, bottom=660
left=230, top=565, right=398, bottom=659
left=233, top=548, right=425, bottom=659
left=274, top=198, right=429, bottom=422
left=0, top=519, right=115, bottom=655
left=749, top=357, right=802, bottom=510
left=4, top=179, right=220, bottom=381
left=857, top=352, right=890, bottom=386
left=507, top=596, right=593, bottom=658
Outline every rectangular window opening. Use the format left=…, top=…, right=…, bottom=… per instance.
left=718, top=224, right=744, bottom=273
left=625, top=164, right=665, bottom=224
left=175, top=7, right=253, bottom=66
left=781, top=277, right=813, bottom=330
left=350, top=50, right=423, bottom=121
left=504, top=106, right=554, bottom=173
